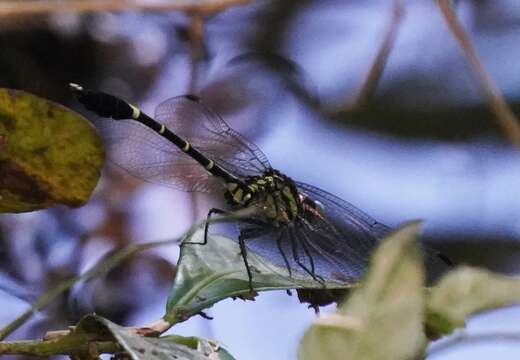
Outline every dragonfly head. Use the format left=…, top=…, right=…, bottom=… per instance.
left=299, top=193, right=325, bottom=221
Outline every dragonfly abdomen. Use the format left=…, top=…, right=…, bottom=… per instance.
left=70, top=83, right=242, bottom=187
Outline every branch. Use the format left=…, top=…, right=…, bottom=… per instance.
left=0, top=0, right=252, bottom=17
left=0, top=334, right=120, bottom=357
left=0, top=207, right=255, bottom=341
left=346, top=0, right=404, bottom=110
left=43, top=318, right=172, bottom=340
left=436, top=0, right=520, bottom=148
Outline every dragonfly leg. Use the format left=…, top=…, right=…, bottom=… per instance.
left=276, top=231, right=292, bottom=277
left=299, top=233, right=315, bottom=275
left=237, top=225, right=277, bottom=292
left=183, top=208, right=228, bottom=245
left=238, top=232, right=254, bottom=293
left=299, top=230, right=326, bottom=285
left=288, top=228, right=321, bottom=283
left=203, top=208, right=229, bottom=245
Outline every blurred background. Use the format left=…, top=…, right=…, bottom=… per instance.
left=1, top=0, right=520, bottom=359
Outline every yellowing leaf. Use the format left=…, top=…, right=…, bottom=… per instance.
left=0, top=89, right=103, bottom=212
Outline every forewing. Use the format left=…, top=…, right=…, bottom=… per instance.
left=94, top=95, right=271, bottom=192
left=154, top=95, right=271, bottom=178
left=94, top=117, right=219, bottom=192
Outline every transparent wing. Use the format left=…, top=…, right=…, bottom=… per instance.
left=94, top=95, right=271, bottom=192
left=238, top=220, right=363, bottom=283
left=229, top=183, right=390, bottom=283
left=230, top=182, right=450, bottom=284
left=292, top=182, right=388, bottom=280
left=94, top=117, right=220, bottom=192
left=294, top=182, right=451, bottom=281
left=154, top=95, right=271, bottom=178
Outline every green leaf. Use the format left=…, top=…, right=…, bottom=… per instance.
left=426, top=266, right=520, bottom=337
left=76, top=315, right=219, bottom=360
left=0, top=314, right=236, bottom=359
left=165, top=229, right=350, bottom=324
left=157, top=335, right=237, bottom=360
left=0, top=88, right=103, bottom=213
left=298, top=222, right=427, bottom=360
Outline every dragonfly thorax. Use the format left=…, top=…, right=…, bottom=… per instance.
left=225, top=170, right=301, bottom=226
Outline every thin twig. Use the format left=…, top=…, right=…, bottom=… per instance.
left=347, top=0, right=405, bottom=110
left=436, top=0, right=520, bottom=148
left=428, top=331, right=520, bottom=356
left=0, top=336, right=120, bottom=357
left=187, top=14, right=207, bottom=93
left=0, top=240, right=177, bottom=341
left=0, top=208, right=253, bottom=341
left=0, top=0, right=252, bottom=17
left=44, top=318, right=172, bottom=339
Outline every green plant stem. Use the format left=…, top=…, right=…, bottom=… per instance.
left=0, top=209, right=253, bottom=341
left=0, top=240, right=177, bottom=341
left=0, top=335, right=120, bottom=357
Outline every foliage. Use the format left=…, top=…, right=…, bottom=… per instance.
left=299, top=223, right=426, bottom=360
left=0, top=88, right=103, bottom=212
left=1, top=90, right=520, bottom=358
left=2, top=0, right=520, bottom=356
left=2, top=212, right=520, bottom=359
left=0, top=314, right=235, bottom=359
left=165, top=229, right=350, bottom=325
left=299, top=224, right=520, bottom=360
left=426, top=266, right=520, bottom=338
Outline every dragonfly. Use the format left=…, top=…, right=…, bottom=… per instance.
left=70, top=83, right=452, bottom=291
